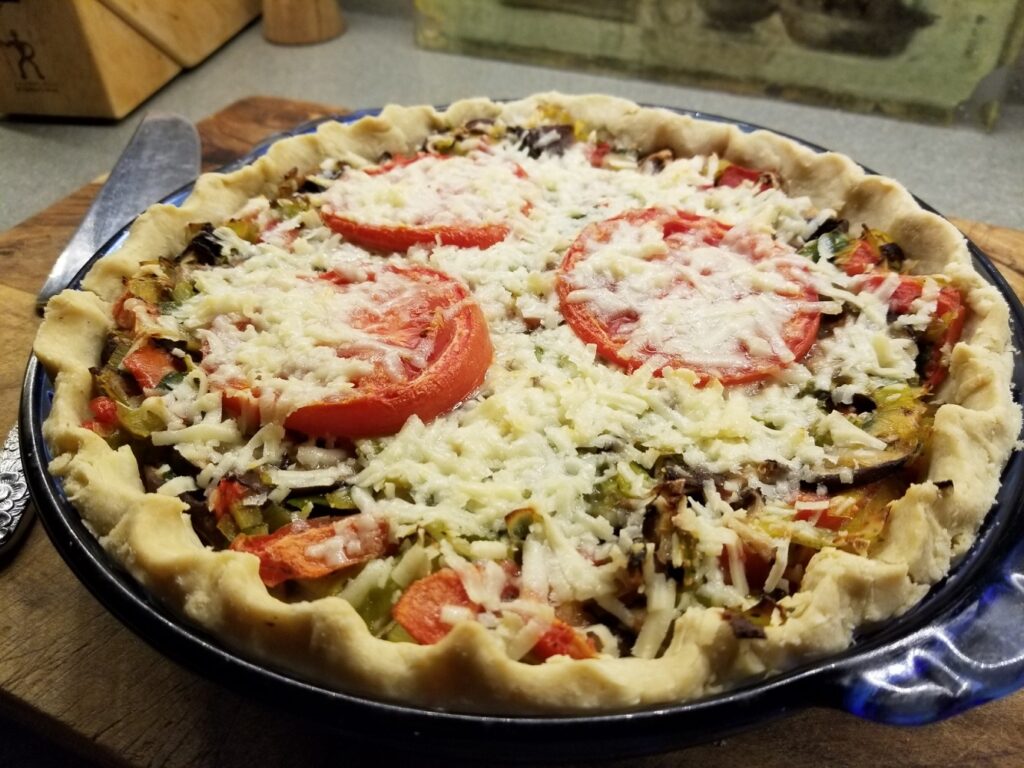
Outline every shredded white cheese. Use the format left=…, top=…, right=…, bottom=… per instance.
left=137, top=122, right=934, bottom=662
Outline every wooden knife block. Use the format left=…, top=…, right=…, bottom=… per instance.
left=0, top=0, right=260, bottom=119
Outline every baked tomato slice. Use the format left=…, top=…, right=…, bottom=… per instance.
left=230, top=514, right=389, bottom=588
left=859, top=274, right=967, bottom=389
left=392, top=568, right=473, bottom=645
left=122, top=341, right=178, bottom=390
left=793, top=492, right=847, bottom=531
left=212, top=477, right=250, bottom=522
left=922, top=285, right=967, bottom=389
left=530, top=619, right=598, bottom=661
left=323, top=211, right=509, bottom=252
left=82, top=395, right=119, bottom=436
left=715, top=162, right=775, bottom=191
left=837, top=238, right=881, bottom=276
left=320, top=152, right=524, bottom=253
left=720, top=543, right=774, bottom=593
left=363, top=152, right=431, bottom=176
left=221, top=385, right=262, bottom=433
left=283, top=264, right=493, bottom=439
left=392, top=567, right=597, bottom=659
left=556, top=208, right=821, bottom=385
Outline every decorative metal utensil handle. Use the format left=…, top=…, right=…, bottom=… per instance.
left=0, top=424, right=33, bottom=560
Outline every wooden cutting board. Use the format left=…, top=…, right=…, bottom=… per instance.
left=1, top=96, right=1023, bottom=768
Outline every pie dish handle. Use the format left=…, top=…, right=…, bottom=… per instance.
left=820, top=533, right=1024, bottom=725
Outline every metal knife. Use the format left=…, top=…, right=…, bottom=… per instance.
left=36, top=112, right=202, bottom=309
left=0, top=112, right=201, bottom=561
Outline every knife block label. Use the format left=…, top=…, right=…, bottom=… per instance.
left=0, top=28, right=48, bottom=84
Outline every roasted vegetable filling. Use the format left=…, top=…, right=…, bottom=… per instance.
left=83, top=117, right=966, bottom=661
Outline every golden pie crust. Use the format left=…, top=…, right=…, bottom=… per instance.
left=35, top=93, right=1020, bottom=713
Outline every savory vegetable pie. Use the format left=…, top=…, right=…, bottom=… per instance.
left=35, top=93, right=1020, bottom=713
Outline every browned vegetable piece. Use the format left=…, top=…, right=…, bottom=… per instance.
left=514, top=124, right=575, bottom=158
left=811, top=385, right=929, bottom=486
left=749, top=474, right=904, bottom=557
left=831, top=475, right=904, bottom=556
left=125, top=271, right=172, bottom=305
left=640, top=148, right=675, bottom=173
left=182, top=222, right=225, bottom=265
left=505, top=506, right=540, bottom=541
left=722, top=596, right=783, bottom=640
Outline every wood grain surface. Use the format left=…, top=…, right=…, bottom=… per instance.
left=1, top=97, right=1023, bottom=768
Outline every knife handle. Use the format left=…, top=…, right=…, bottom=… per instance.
left=0, top=424, right=34, bottom=561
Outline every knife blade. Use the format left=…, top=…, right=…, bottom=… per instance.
left=1, top=111, right=200, bottom=562
left=36, top=111, right=201, bottom=311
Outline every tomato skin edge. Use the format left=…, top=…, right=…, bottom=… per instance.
left=323, top=210, right=509, bottom=253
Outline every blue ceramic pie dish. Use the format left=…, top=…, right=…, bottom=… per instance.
left=20, top=107, right=1024, bottom=761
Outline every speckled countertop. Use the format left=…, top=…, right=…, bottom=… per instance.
left=1, top=3, right=1022, bottom=234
